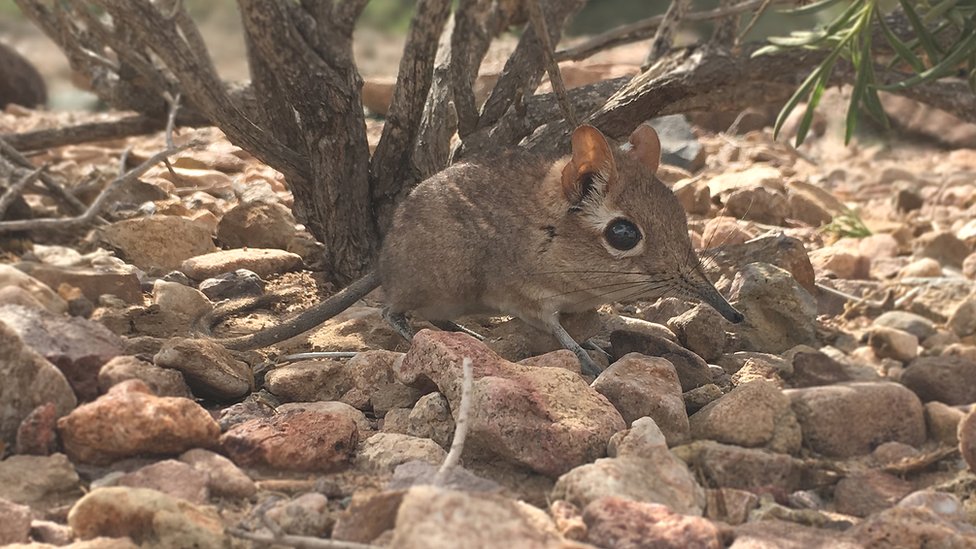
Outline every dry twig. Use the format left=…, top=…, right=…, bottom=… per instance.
left=555, top=0, right=793, bottom=62
left=435, top=357, right=474, bottom=486
left=0, top=140, right=195, bottom=234
left=0, top=166, right=44, bottom=218
left=526, top=0, right=578, bottom=127
left=0, top=138, right=88, bottom=215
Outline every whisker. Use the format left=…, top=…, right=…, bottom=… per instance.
left=539, top=279, right=652, bottom=301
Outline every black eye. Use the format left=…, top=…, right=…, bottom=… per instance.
left=604, top=219, right=642, bottom=251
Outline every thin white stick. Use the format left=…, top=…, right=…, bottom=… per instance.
left=435, top=357, right=474, bottom=486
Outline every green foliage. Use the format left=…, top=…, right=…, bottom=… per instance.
left=756, top=0, right=976, bottom=147
left=822, top=208, right=873, bottom=238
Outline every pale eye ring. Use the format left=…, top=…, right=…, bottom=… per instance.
left=604, top=218, right=642, bottom=251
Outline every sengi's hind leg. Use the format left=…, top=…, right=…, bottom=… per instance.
left=430, top=320, right=486, bottom=341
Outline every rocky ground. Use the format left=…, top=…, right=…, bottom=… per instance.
left=3, top=51, right=976, bottom=549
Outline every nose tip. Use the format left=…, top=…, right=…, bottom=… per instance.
left=724, top=307, right=745, bottom=324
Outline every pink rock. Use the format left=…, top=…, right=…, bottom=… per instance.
left=583, top=496, right=721, bottom=549
left=834, top=470, right=914, bottom=518
left=116, top=460, right=209, bottom=504
left=0, top=497, right=31, bottom=545
left=180, top=448, right=256, bottom=499
left=57, top=380, right=220, bottom=464
left=808, top=246, right=870, bottom=279
left=701, top=216, right=754, bottom=249
left=16, top=402, right=58, bottom=455
left=220, top=409, right=358, bottom=472
left=395, top=330, right=625, bottom=477
left=592, top=354, right=688, bottom=445
left=960, top=408, right=976, bottom=473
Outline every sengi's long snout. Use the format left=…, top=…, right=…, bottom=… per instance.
left=687, top=269, right=744, bottom=324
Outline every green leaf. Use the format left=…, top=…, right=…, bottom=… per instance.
left=773, top=61, right=827, bottom=141
left=768, top=30, right=829, bottom=47
left=794, top=54, right=838, bottom=147
left=780, top=0, right=848, bottom=16
left=846, top=49, right=870, bottom=143
left=877, top=11, right=925, bottom=72
left=880, top=30, right=976, bottom=89
left=899, top=0, right=944, bottom=60
left=924, top=0, right=960, bottom=24
left=752, top=44, right=788, bottom=57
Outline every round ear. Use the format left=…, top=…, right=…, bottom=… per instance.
left=628, top=124, right=661, bottom=174
left=560, top=125, right=617, bottom=203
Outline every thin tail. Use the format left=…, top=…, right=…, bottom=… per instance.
left=219, top=270, right=382, bottom=351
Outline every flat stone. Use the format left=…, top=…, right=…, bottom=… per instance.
left=673, top=441, right=801, bottom=492
left=180, top=248, right=301, bottom=280
left=847, top=506, right=976, bottom=548
left=873, top=311, right=936, bottom=341
left=0, top=264, right=67, bottom=313
left=115, top=460, right=209, bottom=504
left=98, top=215, right=216, bottom=272
left=17, top=263, right=142, bottom=304
left=179, top=448, right=256, bottom=499
left=97, top=355, right=191, bottom=398
left=389, top=486, right=566, bottom=549
left=834, top=470, right=914, bottom=518
left=551, top=455, right=705, bottom=517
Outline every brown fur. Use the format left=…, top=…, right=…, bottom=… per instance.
left=379, top=124, right=740, bottom=330
left=223, top=125, right=740, bottom=354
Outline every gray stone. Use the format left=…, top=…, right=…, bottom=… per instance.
left=689, top=379, right=801, bottom=454
left=355, top=432, right=447, bottom=474
left=0, top=304, right=124, bottom=401
left=610, top=330, right=712, bottom=391
left=198, top=269, right=264, bottom=300
left=0, top=321, right=76, bottom=448
left=650, top=115, right=705, bottom=171
left=786, top=382, right=926, bottom=457
left=874, top=311, right=936, bottom=341
left=668, top=304, right=728, bottom=362
left=673, top=440, right=801, bottom=492
left=154, top=338, right=253, bottom=401
left=901, top=356, right=976, bottom=405
left=0, top=453, right=82, bottom=511
left=98, top=355, right=192, bottom=398
left=729, top=263, right=817, bottom=354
